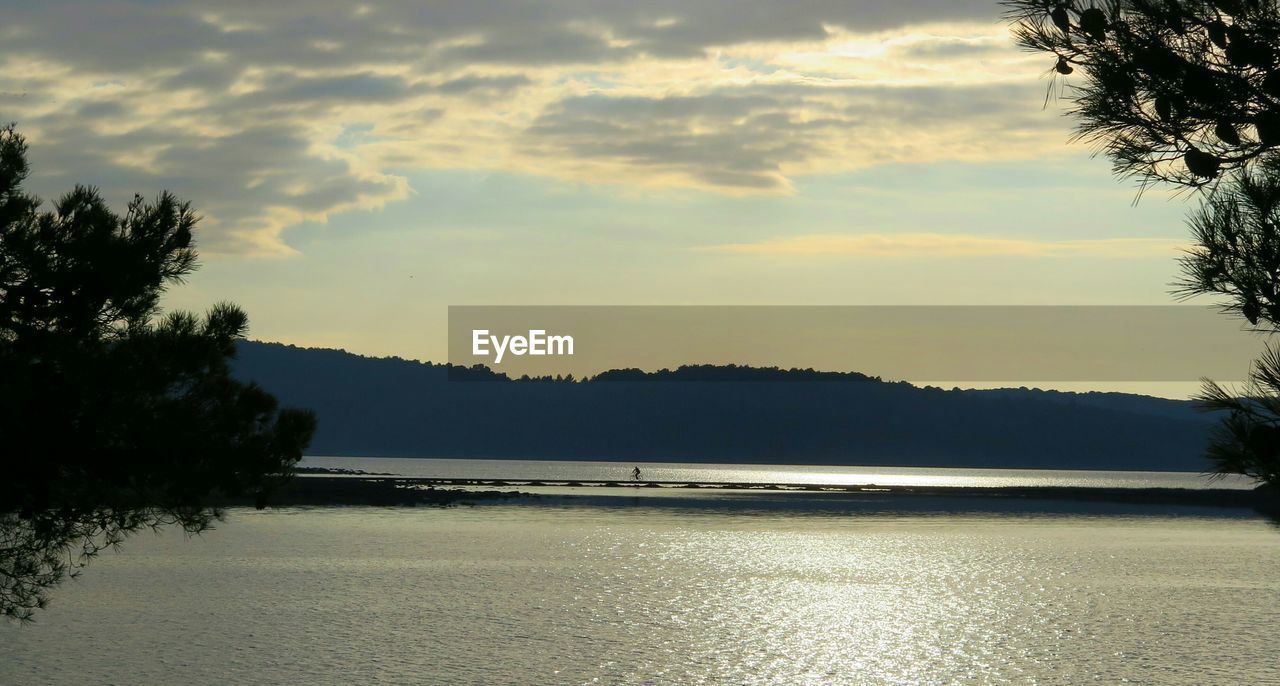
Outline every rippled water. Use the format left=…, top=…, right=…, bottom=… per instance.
left=302, top=456, right=1256, bottom=489
left=5, top=505, right=1278, bottom=685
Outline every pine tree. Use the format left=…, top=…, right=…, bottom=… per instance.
left=1006, top=0, right=1280, bottom=488
left=0, top=124, right=316, bottom=620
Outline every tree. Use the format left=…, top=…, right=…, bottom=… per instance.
left=0, top=124, right=316, bottom=621
left=1005, top=0, right=1280, bottom=487
left=1007, top=0, right=1280, bottom=188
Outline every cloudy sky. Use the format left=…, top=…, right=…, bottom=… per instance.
left=1, top=0, right=1196, bottom=362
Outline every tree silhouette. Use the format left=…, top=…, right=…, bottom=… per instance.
left=1007, top=0, right=1280, bottom=190
left=0, top=124, right=316, bottom=621
left=1006, top=0, right=1280, bottom=488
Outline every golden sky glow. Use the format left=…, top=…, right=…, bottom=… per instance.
left=0, top=0, right=1209, bottom=372
left=3, top=2, right=1072, bottom=256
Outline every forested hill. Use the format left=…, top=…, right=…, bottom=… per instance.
left=231, top=341, right=1216, bottom=471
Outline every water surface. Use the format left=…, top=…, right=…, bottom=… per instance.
left=4, top=505, right=1277, bottom=685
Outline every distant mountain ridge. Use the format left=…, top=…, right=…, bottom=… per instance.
left=231, top=340, right=1217, bottom=471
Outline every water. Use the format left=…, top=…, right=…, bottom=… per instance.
left=4, top=505, right=1278, bottom=685
left=301, top=455, right=1256, bottom=490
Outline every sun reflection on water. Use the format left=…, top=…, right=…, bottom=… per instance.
left=4, top=508, right=1276, bottom=684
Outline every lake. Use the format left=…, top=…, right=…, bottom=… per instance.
left=4, top=495, right=1279, bottom=684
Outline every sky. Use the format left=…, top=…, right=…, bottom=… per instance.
left=0, top=0, right=1206, bottom=367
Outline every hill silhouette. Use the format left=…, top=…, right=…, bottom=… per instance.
left=231, top=341, right=1216, bottom=471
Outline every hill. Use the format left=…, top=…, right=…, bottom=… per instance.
left=231, top=341, right=1217, bottom=471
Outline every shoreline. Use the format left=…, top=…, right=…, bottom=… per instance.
left=264, top=473, right=1278, bottom=516
left=255, top=475, right=529, bottom=507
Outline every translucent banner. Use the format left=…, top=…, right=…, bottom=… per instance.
left=447, top=305, right=1262, bottom=382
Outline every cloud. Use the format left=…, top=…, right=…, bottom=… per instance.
left=701, top=233, right=1188, bottom=257
left=0, top=0, right=1071, bottom=255
left=435, top=74, right=531, bottom=95
left=889, top=35, right=1009, bottom=60
left=240, top=72, right=428, bottom=107
left=3, top=1, right=1004, bottom=71
left=525, top=92, right=807, bottom=191
left=19, top=116, right=410, bottom=256
left=522, top=81, right=1064, bottom=191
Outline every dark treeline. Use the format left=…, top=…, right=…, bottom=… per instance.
left=234, top=341, right=1216, bottom=472
left=453, top=363, right=882, bottom=384
left=591, top=366, right=878, bottom=383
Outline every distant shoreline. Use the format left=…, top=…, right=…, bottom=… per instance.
left=234, top=341, right=1221, bottom=473
left=263, top=472, right=1278, bottom=516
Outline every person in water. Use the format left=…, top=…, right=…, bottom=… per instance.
left=632, top=466, right=642, bottom=481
